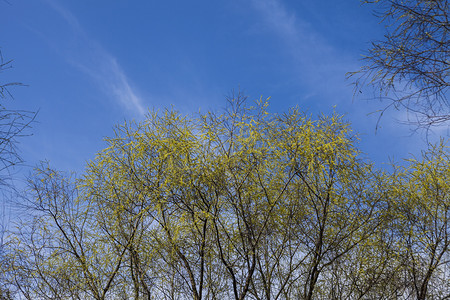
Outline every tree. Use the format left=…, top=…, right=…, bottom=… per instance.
left=0, top=50, right=35, bottom=186
left=7, top=164, right=133, bottom=300
left=0, top=49, right=35, bottom=300
left=387, top=143, right=450, bottom=300
left=350, top=0, right=449, bottom=128
left=4, top=96, right=449, bottom=299
left=5, top=97, right=384, bottom=299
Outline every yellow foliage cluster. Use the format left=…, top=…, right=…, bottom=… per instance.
left=2, top=98, right=449, bottom=299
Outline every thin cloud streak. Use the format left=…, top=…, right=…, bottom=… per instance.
left=44, top=0, right=146, bottom=117
left=250, top=0, right=356, bottom=97
left=72, top=52, right=146, bottom=117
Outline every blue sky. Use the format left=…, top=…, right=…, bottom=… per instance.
left=0, top=0, right=444, bottom=176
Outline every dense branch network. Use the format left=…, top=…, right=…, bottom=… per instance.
left=1, top=97, right=449, bottom=299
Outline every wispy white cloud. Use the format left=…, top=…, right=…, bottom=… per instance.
left=75, top=53, right=147, bottom=116
left=44, top=0, right=146, bottom=117
left=250, top=0, right=356, bottom=101
left=252, top=0, right=299, bottom=42
left=44, top=0, right=83, bottom=33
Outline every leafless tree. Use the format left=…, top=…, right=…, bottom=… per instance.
left=0, top=50, right=35, bottom=186
left=350, top=0, right=449, bottom=129
left=0, top=49, right=35, bottom=300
